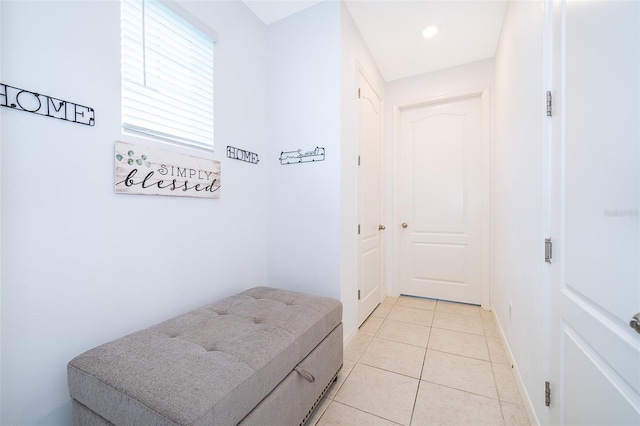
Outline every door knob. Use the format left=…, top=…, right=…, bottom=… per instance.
left=378, top=225, right=386, bottom=230
left=630, top=313, right=640, bottom=334
left=402, top=223, right=408, bottom=228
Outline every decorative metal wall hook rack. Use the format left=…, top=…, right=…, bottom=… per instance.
left=279, top=147, right=325, bottom=165
left=0, top=82, right=95, bottom=126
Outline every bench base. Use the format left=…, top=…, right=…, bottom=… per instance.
left=72, top=323, right=343, bottom=426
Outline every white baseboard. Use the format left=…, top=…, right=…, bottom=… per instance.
left=342, top=324, right=357, bottom=348
left=490, top=306, right=540, bottom=426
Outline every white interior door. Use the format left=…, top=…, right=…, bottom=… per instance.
left=550, top=0, right=640, bottom=424
left=357, top=71, right=383, bottom=326
left=399, top=95, right=486, bottom=305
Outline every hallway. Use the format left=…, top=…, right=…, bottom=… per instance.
left=307, top=296, right=530, bottom=425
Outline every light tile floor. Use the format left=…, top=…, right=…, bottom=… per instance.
left=306, top=296, right=531, bottom=426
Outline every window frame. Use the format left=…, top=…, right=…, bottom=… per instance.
left=121, top=0, right=218, bottom=151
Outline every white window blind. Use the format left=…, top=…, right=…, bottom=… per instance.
left=121, top=0, right=215, bottom=149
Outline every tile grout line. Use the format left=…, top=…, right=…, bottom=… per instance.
left=408, top=301, right=437, bottom=426
left=369, top=296, right=428, bottom=425
left=328, top=400, right=404, bottom=425
left=483, top=312, right=508, bottom=426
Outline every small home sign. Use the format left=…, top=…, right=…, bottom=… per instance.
left=114, top=141, right=221, bottom=199
left=227, top=145, right=259, bottom=164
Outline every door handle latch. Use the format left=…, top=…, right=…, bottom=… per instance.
left=378, top=225, right=386, bottom=230
left=630, top=313, right=640, bottom=334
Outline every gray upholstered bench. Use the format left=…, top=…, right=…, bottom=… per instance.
left=67, top=286, right=343, bottom=425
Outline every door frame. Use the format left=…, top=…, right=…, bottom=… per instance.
left=391, top=88, right=492, bottom=309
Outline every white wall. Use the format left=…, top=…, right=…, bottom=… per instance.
left=340, top=3, right=385, bottom=339
left=0, top=1, right=3, bottom=418
left=492, top=1, right=546, bottom=424
left=384, top=59, right=494, bottom=298
left=0, top=1, right=269, bottom=424
left=266, top=1, right=342, bottom=300
left=265, top=2, right=384, bottom=342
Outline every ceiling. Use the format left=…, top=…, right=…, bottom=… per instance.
left=242, top=0, right=327, bottom=26
left=242, top=0, right=507, bottom=82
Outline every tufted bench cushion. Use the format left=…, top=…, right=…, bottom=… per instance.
left=67, top=286, right=343, bottom=425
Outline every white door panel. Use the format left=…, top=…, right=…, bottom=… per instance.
left=413, top=114, right=466, bottom=234
left=399, top=97, right=485, bottom=305
left=551, top=0, right=640, bottom=423
left=564, top=329, right=639, bottom=426
left=413, top=243, right=466, bottom=284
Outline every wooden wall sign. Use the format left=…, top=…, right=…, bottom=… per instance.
left=279, top=147, right=325, bottom=165
left=115, top=141, right=221, bottom=199
left=227, top=146, right=259, bottom=164
left=0, top=82, right=95, bottom=126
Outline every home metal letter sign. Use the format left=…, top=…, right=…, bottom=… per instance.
left=0, top=82, right=95, bottom=126
left=227, top=146, right=259, bottom=164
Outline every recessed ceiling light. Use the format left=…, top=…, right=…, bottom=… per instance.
left=422, top=26, right=439, bottom=39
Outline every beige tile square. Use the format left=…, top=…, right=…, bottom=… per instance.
left=397, top=295, right=437, bottom=311
left=384, top=296, right=398, bottom=305
left=480, top=308, right=494, bottom=320
left=501, top=402, right=530, bottom=426
left=316, top=401, right=400, bottom=426
left=493, top=363, right=523, bottom=404
left=428, top=328, right=490, bottom=361
left=344, top=333, right=373, bottom=361
left=482, top=315, right=500, bottom=337
left=371, top=303, right=393, bottom=319
left=376, top=319, right=431, bottom=348
left=436, top=300, right=481, bottom=318
left=422, top=350, right=497, bottom=399
left=387, top=305, right=434, bottom=327
left=411, top=381, right=503, bottom=426
left=432, top=311, right=484, bottom=335
left=359, top=337, right=426, bottom=378
left=305, top=395, right=332, bottom=426
left=334, top=363, right=419, bottom=425
left=360, top=316, right=385, bottom=335
left=486, top=335, right=509, bottom=365
left=327, top=358, right=356, bottom=399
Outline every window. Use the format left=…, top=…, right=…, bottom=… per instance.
left=121, top=0, right=216, bottom=149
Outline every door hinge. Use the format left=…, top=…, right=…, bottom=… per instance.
left=358, top=88, right=361, bottom=99
left=545, top=381, right=551, bottom=407
left=545, top=237, right=553, bottom=264
left=358, top=155, right=361, bottom=166
left=546, top=91, right=552, bottom=117
left=358, top=224, right=361, bottom=235
left=358, top=289, right=361, bottom=300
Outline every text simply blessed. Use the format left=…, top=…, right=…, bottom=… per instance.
left=114, top=141, right=221, bottom=199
